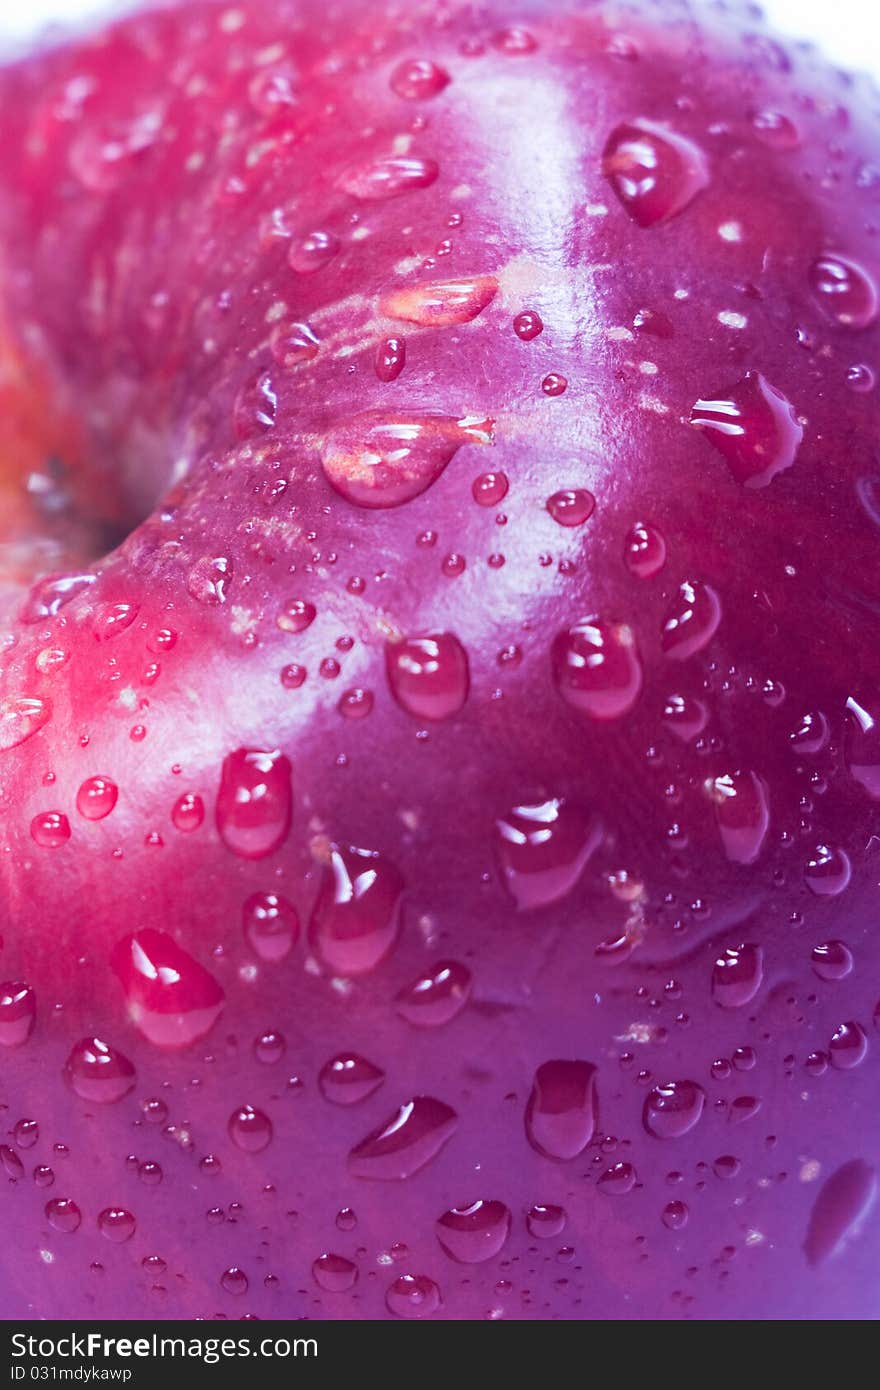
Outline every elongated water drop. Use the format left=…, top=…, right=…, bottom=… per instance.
left=320, top=412, right=492, bottom=508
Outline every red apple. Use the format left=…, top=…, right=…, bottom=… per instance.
left=0, top=0, right=879, bottom=1320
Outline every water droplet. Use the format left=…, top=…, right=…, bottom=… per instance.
left=336, top=1207, right=357, bottom=1231
left=662, top=579, right=722, bottom=660
left=602, top=120, right=709, bottom=226
left=790, top=710, right=830, bottom=755
left=751, top=110, right=801, bottom=149
left=98, top=1208, right=136, bottom=1243
left=254, top=1029, right=286, bottom=1064
left=662, top=693, right=708, bottom=742
left=76, top=776, right=118, bottom=821
left=228, top=1104, right=273, bottom=1153
left=216, top=748, right=292, bottom=859
left=248, top=65, right=298, bottom=116
left=313, top=1252, right=358, bottom=1291
left=711, top=944, right=764, bottom=1007
left=0, top=1146, right=23, bottom=1179
left=64, top=1037, right=136, bottom=1102
left=111, top=929, right=225, bottom=1047
left=525, top=1060, right=597, bottom=1160
left=171, top=792, right=204, bottom=832
left=829, top=1022, right=868, bottom=1069
left=552, top=618, right=642, bottom=720
left=281, top=663, right=307, bottom=689
left=233, top=370, right=278, bottom=437
left=0, top=983, right=35, bottom=1047
left=269, top=320, right=320, bottom=367
left=375, top=336, right=406, bottom=382
left=662, top=1200, right=689, bottom=1230
left=847, top=363, right=876, bottom=393
left=804, top=844, right=851, bottom=896
left=804, top=1159, right=876, bottom=1265
left=396, top=960, right=472, bottom=1026
left=318, top=1053, right=385, bottom=1105
left=624, top=522, right=667, bottom=578
left=386, top=631, right=469, bottom=721
left=381, top=275, right=498, bottom=326
left=526, top=1204, right=566, bottom=1237
left=513, top=310, right=543, bottom=340
left=309, top=844, right=403, bottom=975
left=46, top=1198, right=81, bottom=1233
left=30, top=812, right=70, bottom=849
left=13, top=1120, right=37, bottom=1149
left=690, top=371, right=802, bottom=488
left=812, top=941, right=854, bottom=981
left=495, top=799, right=602, bottom=910
left=242, top=891, right=299, bottom=962
left=349, top=1096, right=457, bottom=1179
left=186, top=555, right=233, bottom=605
left=338, top=687, right=374, bottom=720
left=288, top=230, right=340, bottom=274
left=546, top=489, right=595, bottom=527
left=809, top=253, right=878, bottom=329
left=541, top=373, right=567, bottom=396
left=20, top=572, right=96, bottom=624
left=643, top=1081, right=705, bottom=1139
left=436, top=1200, right=511, bottom=1263
left=338, top=156, right=439, bottom=201
left=386, top=1273, right=441, bottom=1318
left=220, top=1266, right=248, bottom=1296
left=390, top=59, right=451, bottom=100
left=276, top=598, right=316, bottom=634
left=598, top=1162, right=637, bottom=1195
left=707, top=772, right=770, bottom=864
left=69, top=111, right=160, bottom=191
left=320, top=412, right=492, bottom=508
left=845, top=696, right=880, bottom=797
left=0, top=696, right=52, bottom=753
left=472, top=471, right=509, bottom=507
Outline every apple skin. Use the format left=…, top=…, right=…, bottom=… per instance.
left=0, top=0, right=879, bottom=1320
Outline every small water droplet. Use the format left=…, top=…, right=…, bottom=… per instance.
left=269, top=320, right=320, bottom=367
left=711, top=944, right=764, bottom=1007
left=111, top=929, right=225, bottom=1047
left=288, top=230, right=340, bottom=274
left=809, top=253, right=878, bottom=329
left=338, top=156, right=439, bottom=201
left=30, top=812, right=70, bottom=849
left=662, top=1200, right=689, bottom=1230
left=19, top=572, right=96, bottom=625
left=662, top=693, right=708, bottom=742
left=46, top=1198, right=81, bottom=1233
left=220, top=1266, right=249, bottom=1296
left=751, top=109, right=801, bottom=149
left=98, top=1208, right=136, bottom=1243
left=436, top=1200, right=511, bottom=1263
left=171, top=792, right=204, bottom=832
left=242, top=891, right=299, bottom=962
left=829, top=1021, right=868, bottom=1069
left=690, top=371, right=802, bottom=488
left=707, top=772, right=770, bottom=864
left=76, top=776, right=118, bottom=821
left=661, top=580, right=722, bottom=659
left=598, top=1162, right=637, bottom=1195
left=64, top=1037, right=135, bottom=1102
left=386, top=1273, right=441, bottom=1318
left=396, top=960, right=472, bottom=1026
left=546, top=489, right=595, bottom=527
left=513, top=309, right=543, bottom=340
left=186, top=556, right=233, bottom=606
left=541, top=373, right=567, bottom=396
left=233, top=370, right=278, bottom=437
left=845, top=696, right=880, bottom=797
left=0, top=983, right=36, bottom=1047
left=375, top=336, right=406, bottom=382
left=390, top=58, right=451, bottom=100
left=228, top=1104, right=273, bottom=1152
left=624, top=522, right=667, bottom=578
left=643, top=1081, right=705, bottom=1138
left=526, top=1204, right=566, bottom=1237
left=313, top=1252, right=358, bottom=1291
left=804, top=844, right=851, bottom=896
left=495, top=799, right=602, bottom=910
left=812, top=941, right=854, bottom=981
left=318, top=1053, right=385, bottom=1105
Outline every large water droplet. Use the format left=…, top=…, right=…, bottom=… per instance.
left=386, top=631, right=469, bottom=721
left=228, top=1104, right=273, bottom=1152
left=111, top=929, right=225, bottom=1048
left=845, top=696, right=880, bottom=797
left=525, top=1060, right=597, bottom=1160
left=804, top=844, right=851, bottom=896
left=46, top=1198, right=82, bottom=1233
left=526, top=1204, right=566, bottom=1237
left=624, top=521, right=667, bottom=578
left=812, top=941, right=854, bottom=981
left=381, top=275, right=498, bottom=326
left=436, top=1200, right=511, bottom=1263
left=829, top=1021, right=868, bottom=1069
left=546, top=489, right=595, bottom=527
left=19, top=572, right=96, bottom=624
left=0, top=696, right=52, bottom=753
left=242, top=891, right=299, bottom=962
left=386, top=1273, right=441, bottom=1318
left=76, top=776, right=118, bottom=821
left=661, top=580, right=722, bottom=659
left=804, top=1159, right=876, bottom=1265
left=309, top=844, right=403, bottom=975
left=495, top=799, right=602, bottom=910
left=320, top=412, right=492, bottom=508
left=349, top=1096, right=457, bottom=1179
left=643, top=1081, right=705, bottom=1138
left=338, top=156, right=439, bottom=201
left=707, top=771, right=770, bottom=864
left=711, top=944, right=764, bottom=1007
left=690, top=371, right=802, bottom=488
left=396, top=960, right=472, bottom=1026
left=0, top=983, right=35, bottom=1047
left=390, top=59, right=451, bottom=100
left=597, top=1162, right=637, bottom=1195
left=216, top=748, right=292, bottom=859
left=288, top=230, right=340, bottom=274
left=809, top=253, right=878, bottom=330
left=186, top=555, right=233, bottom=606
left=31, top=812, right=70, bottom=849
left=602, top=120, right=709, bottom=226
left=318, top=1053, right=385, bottom=1105
left=98, top=1208, right=136, bottom=1243
left=64, top=1037, right=136, bottom=1102
left=313, top=1253, right=358, bottom=1291
left=662, top=692, right=708, bottom=742
left=552, top=618, right=642, bottom=720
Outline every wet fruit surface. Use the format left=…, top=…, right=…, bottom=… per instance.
left=0, top=0, right=878, bottom=1322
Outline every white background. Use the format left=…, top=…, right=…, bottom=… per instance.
left=0, top=0, right=877, bottom=75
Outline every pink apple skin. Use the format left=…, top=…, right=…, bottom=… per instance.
left=0, top=0, right=879, bottom=1320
